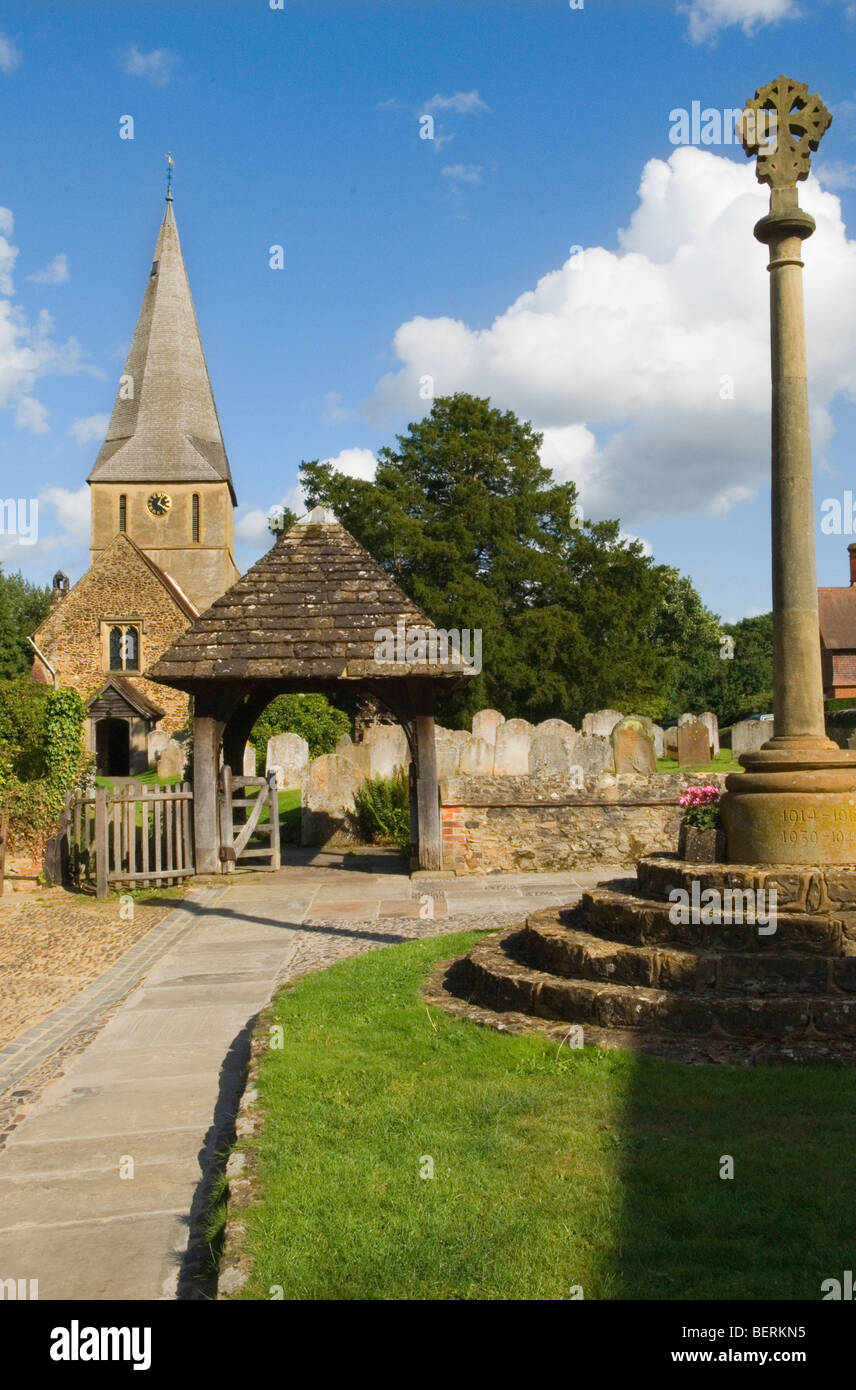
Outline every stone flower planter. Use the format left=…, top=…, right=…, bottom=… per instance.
left=679, top=823, right=726, bottom=863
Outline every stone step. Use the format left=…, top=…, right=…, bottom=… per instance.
left=518, top=915, right=856, bottom=996
left=455, top=933, right=856, bottom=1041
left=636, top=856, right=856, bottom=917
left=580, top=888, right=847, bottom=955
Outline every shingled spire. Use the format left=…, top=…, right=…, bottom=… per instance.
left=87, top=194, right=236, bottom=504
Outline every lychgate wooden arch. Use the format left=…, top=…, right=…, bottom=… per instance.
left=147, top=508, right=474, bottom=872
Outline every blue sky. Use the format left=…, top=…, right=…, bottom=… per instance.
left=1, top=0, right=856, bottom=624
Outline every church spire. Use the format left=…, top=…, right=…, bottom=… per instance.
left=87, top=187, right=236, bottom=504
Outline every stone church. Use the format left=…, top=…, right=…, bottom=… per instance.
left=31, top=191, right=240, bottom=775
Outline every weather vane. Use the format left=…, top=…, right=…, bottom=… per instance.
left=166, top=151, right=174, bottom=202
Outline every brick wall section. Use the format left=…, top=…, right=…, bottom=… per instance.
left=32, top=534, right=192, bottom=733
left=440, top=773, right=728, bottom=874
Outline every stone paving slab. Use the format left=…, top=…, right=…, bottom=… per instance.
left=0, top=1214, right=188, bottom=1300
left=0, top=1170, right=201, bottom=1229
left=0, top=1128, right=209, bottom=1178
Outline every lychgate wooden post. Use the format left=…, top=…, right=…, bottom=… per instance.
left=193, top=705, right=227, bottom=874
left=267, top=769, right=281, bottom=870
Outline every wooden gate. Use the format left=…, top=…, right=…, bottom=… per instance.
left=218, top=767, right=281, bottom=871
left=59, top=782, right=194, bottom=897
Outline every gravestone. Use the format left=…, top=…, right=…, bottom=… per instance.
left=472, top=709, right=505, bottom=746
left=458, top=735, right=493, bottom=776
left=582, top=709, right=623, bottom=739
left=243, top=743, right=257, bottom=777
left=611, top=716, right=657, bottom=777
left=266, top=732, right=309, bottom=789
left=677, top=718, right=711, bottom=767
left=301, top=754, right=365, bottom=845
left=147, top=729, right=170, bottom=766
left=664, top=726, right=679, bottom=758
left=435, top=728, right=464, bottom=781
left=571, top=733, right=613, bottom=779
left=534, top=718, right=577, bottom=752
left=529, top=731, right=576, bottom=778
left=731, top=719, right=770, bottom=758
left=651, top=724, right=665, bottom=758
left=335, top=733, right=353, bottom=754
left=158, top=740, right=185, bottom=779
left=364, top=723, right=409, bottom=778
left=700, top=712, right=720, bottom=758
left=493, top=718, right=533, bottom=775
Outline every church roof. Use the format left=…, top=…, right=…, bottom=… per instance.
left=87, top=195, right=236, bottom=504
left=33, top=533, right=198, bottom=643
left=147, top=510, right=477, bottom=688
left=88, top=676, right=166, bottom=722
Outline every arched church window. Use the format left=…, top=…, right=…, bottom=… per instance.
left=108, top=624, right=140, bottom=671
left=119, top=495, right=127, bottom=533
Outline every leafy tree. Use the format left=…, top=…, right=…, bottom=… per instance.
left=300, top=394, right=692, bottom=725
left=0, top=568, right=51, bottom=679
left=250, top=693, right=351, bottom=766
left=0, top=678, right=52, bottom=780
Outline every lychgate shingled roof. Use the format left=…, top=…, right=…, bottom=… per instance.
left=147, top=510, right=471, bottom=688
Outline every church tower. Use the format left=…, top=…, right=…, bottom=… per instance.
left=88, top=189, right=239, bottom=615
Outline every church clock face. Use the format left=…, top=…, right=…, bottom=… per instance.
left=147, top=492, right=172, bottom=517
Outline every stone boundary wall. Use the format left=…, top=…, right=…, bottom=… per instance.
left=440, top=773, right=727, bottom=875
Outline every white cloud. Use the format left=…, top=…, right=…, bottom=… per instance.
left=0, top=206, right=17, bottom=294
left=424, top=91, right=489, bottom=115
left=322, top=390, right=354, bottom=422
left=0, top=34, right=21, bottom=74
left=15, top=396, right=49, bottom=433
left=814, top=160, right=856, bottom=191
left=27, top=253, right=69, bottom=286
left=0, top=215, right=91, bottom=434
left=68, top=413, right=109, bottom=445
left=40, top=486, right=90, bottom=547
left=680, top=0, right=800, bottom=43
left=442, top=164, right=484, bottom=184
left=365, top=146, right=856, bottom=527
left=121, top=45, right=177, bottom=86
left=235, top=485, right=306, bottom=543
left=324, top=447, right=377, bottom=482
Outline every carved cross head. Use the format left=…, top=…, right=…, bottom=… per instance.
left=740, top=75, right=832, bottom=188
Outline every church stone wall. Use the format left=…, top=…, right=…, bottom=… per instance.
left=33, top=539, right=192, bottom=734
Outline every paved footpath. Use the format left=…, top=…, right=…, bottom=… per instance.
left=0, top=853, right=617, bottom=1300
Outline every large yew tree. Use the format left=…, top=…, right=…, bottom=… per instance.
left=301, top=394, right=734, bottom=726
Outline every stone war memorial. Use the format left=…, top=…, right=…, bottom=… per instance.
left=437, top=76, right=856, bottom=1063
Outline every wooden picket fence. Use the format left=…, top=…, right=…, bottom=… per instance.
left=58, top=782, right=194, bottom=898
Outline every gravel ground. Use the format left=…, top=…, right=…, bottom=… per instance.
left=0, top=887, right=182, bottom=1046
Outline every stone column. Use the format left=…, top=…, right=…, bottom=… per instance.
left=721, top=77, right=856, bottom=864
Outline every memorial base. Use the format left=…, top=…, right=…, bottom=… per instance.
left=720, top=741, right=856, bottom=866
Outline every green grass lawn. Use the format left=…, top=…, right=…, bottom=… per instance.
left=657, top=749, right=742, bottom=774
left=251, top=788, right=301, bottom=844
left=222, top=931, right=856, bottom=1301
